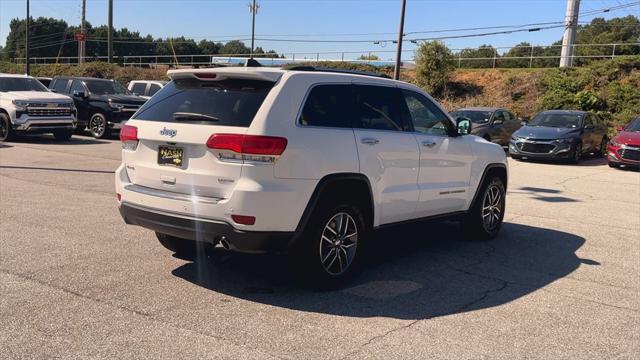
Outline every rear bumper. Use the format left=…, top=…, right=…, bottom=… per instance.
left=119, top=202, right=293, bottom=253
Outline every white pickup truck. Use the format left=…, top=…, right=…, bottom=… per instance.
left=0, top=73, right=77, bottom=141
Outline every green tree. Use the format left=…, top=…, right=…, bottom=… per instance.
left=198, top=40, right=223, bottom=55
left=414, top=40, right=454, bottom=96
left=220, top=40, right=250, bottom=56
left=357, top=54, right=380, bottom=61
left=457, top=44, right=497, bottom=68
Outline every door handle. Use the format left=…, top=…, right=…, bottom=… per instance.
left=422, top=140, right=437, bottom=148
left=361, top=138, right=379, bottom=145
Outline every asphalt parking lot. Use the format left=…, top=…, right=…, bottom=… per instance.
left=1, top=134, right=639, bottom=359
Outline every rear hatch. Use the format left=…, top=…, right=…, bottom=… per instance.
left=121, top=70, right=280, bottom=199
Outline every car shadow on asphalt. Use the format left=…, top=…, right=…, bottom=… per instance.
left=172, top=221, right=590, bottom=320
left=513, top=155, right=607, bottom=167
left=8, top=134, right=112, bottom=145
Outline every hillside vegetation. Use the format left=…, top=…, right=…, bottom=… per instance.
left=2, top=57, right=638, bottom=134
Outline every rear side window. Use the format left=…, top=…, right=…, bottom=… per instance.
left=131, top=82, right=146, bottom=95
left=353, top=85, right=407, bottom=131
left=298, top=84, right=352, bottom=128
left=52, top=79, right=68, bottom=93
left=133, top=79, right=274, bottom=127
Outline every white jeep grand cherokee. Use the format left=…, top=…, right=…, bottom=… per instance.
left=116, top=66, right=507, bottom=286
left=0, top=73, right=76, bottom=141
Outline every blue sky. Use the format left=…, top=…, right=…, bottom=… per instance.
left=1, top=0, right=637, bottom=60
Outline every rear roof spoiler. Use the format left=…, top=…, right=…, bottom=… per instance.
left=167, top=67, right=283, bottom=82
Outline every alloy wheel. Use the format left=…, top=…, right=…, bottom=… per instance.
left=0, top=118, right=8, bottom=140
left=319, top=212, right=358, bottom=276
left=481, top=183, right=504, bottom=233
left=90, top=115, right=105, bottom=138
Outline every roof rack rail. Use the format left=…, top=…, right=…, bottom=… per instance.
left=286, top=66, right=391, bottom=79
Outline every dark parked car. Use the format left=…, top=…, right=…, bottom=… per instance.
left=35, top=77, right=52, bottom=87
left=450, top=107, right=521, bottom=147
left=509, top=110, right=608, bottom=164
left=607, top=117, right=640, bottom=168
left=49, top=76, right=147, bottom=138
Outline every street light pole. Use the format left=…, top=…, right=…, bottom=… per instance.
left=26, top=0, right=30, bottom=75
left=108, top=0, right=113, bottom=63
left=249, top=0, right=259, bottom=58
left=560, top=0, right=580, bottom=67
left=393, top=0, right=407, bottom=80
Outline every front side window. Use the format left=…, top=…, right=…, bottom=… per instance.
left=402, top=90, right=453, bottom=136
left=70, top=80, right=85, bottom=94
left=84, top=79, right=130, bottom=95
left=0, top=77, right=49, bottom=92
left=133, top=78, right=274, bottom=127
left=353, top=85, right=407, bottom=131
left=298, top=84, right=352, bottom=128
left=148, top=84, right=162, bottom=96
left=493, top=111, right=505, bottom=124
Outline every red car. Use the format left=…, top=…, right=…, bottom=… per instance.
left=608, top=117, right=640, bottom=168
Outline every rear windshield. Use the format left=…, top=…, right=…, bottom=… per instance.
left=132, top=78, right=274, bottom=127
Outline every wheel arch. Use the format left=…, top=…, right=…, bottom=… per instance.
left=293, top=173, right=374, bottom=239
left=469, top=163, right=508, bottom=212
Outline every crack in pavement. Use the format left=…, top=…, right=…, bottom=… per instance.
left=0, top=268, right=284, bottom=359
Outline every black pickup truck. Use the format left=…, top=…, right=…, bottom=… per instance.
left=49, top=76, right=147, bottom=138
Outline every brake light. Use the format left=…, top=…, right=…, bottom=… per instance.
left=207, top=134, right=287, bottom=163
left=120, top=125, right=138, bottom=150
left=194, top=73, right=217, bottom=80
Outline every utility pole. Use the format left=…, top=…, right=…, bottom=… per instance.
left=78, top=0, right=86, bottom=64
left=560, top=0, right=580, bottom=67
left=25, top=0, right=30, bottom=74
left=108, top=0, right=113, bottom=63
left=249, top=0, right=259, bottom=58
left=393, top=0, right=407, bottom=80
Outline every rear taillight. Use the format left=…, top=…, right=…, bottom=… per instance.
left=207, top=134, right=287, bottom=163
left=120, top=125, right=138, bottom=150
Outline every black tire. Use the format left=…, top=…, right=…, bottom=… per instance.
left=598, top=136, right=607, bottom=157
left=510, top=154, right=522, bottom=161
left=570, top=143, right=582, bottom=164
left=608, top=161, right=620, bottom=169
left=89, top=113, right=111, bottom=139
left=156, top=232, right=198, bottom=255
left=53, top=129, right=73, bottom=141
left=290, top=203, right=367, bottom=289
left=462, top=175, right=506, bottom=240
left=0, top=113, right=13, bottom=142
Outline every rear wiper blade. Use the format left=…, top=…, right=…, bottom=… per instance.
left=172, top=112, right=220, bottom=122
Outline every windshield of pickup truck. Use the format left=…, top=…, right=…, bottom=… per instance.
left=0, top=77, right=49, bottom=92
left=85, top=79, right=131, bottom=95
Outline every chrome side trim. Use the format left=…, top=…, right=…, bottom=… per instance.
left=123, top=184, right=224, bottom=205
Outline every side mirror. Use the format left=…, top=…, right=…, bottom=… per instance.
left=72, top=90, right=86, bottom=98
left=584, top=124, right=595, bottom=130
left=456, top=117, right=472, bottom=135
left=615, top=125, right=625, bottom=132
left=520, top=120, right=528, bottom=126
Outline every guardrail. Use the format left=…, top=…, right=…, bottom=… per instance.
left=10, top=42, right=639, bottom=68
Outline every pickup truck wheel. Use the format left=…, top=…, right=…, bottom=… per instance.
left=292, top=204, right=365, bottom=289
left=155, top=232, right=197, bottom=255
left=463, top=176, right=506, bottom=240
left=89, top=113, right=110, bottom=139
left=0, top=113, right=13, bottom=141
left=53, top=129, right=73, bottom=141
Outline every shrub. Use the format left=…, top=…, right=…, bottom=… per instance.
left=414, top=41, right=455, bottom=96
